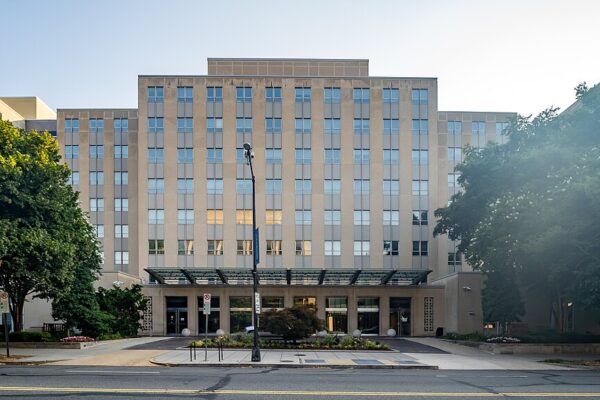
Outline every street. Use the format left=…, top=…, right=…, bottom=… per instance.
left=0, top=365, right=598, bottom=399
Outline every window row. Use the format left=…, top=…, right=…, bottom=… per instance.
left=63, top=118, right=128, bottom=133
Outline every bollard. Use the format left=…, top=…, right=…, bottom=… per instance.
left=193, top=341, right=197, bottom=360
left=189, top=342, right=192, bottom=362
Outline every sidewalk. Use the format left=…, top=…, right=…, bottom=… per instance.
left=151, top=348, right=436, bottom=369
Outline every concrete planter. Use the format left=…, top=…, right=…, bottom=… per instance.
left=0, top=341, right=97, bottom=349
left=479, top=342, right=600, bottom=354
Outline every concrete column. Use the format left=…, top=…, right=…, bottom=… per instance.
left=220, top=287, right=230, bottom=334
left=380, top=294, right=390, bottom=335
left=188, top=292, right=197, bottom=335
left=347, top=289, right=357, bottom=333
left=153, top=289, right=165, bottom=335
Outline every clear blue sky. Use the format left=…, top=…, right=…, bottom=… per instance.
left=1, top=0, right=598, bottom=116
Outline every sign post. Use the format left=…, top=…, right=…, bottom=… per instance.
left=0, top=292, right=10, bottom=357
left=203, top=293, right=211, bottom=361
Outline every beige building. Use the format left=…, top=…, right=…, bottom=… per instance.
left=56, top=58, right=515, bottom=336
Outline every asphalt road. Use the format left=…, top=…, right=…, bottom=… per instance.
left=0, top=365, right=598, bottom=399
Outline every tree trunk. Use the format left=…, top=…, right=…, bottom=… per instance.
left=9, top=294, right=25, bottom=333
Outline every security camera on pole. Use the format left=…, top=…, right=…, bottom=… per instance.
left=243, top=142, right=261, bottom=362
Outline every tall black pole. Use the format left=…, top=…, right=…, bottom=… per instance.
left=245, top=144, right=261, bottom=362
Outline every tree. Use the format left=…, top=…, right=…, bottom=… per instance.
left=575, top=81, right=589, bottom=100
left=0, top=120, right=100, bottom=332
left=434, top=84, right=600, bottom=332
left=96, top=284, right=148, bottom=337
left=262, top=305, right=323, bottom=343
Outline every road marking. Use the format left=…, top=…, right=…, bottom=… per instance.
left=0, top=387, right=599, bottom=397
left=65, top=370, right=160, bottom=375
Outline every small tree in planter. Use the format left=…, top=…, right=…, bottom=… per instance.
left=262, top=305, right=324, bottom=344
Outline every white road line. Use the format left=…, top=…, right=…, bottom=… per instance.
left=65, top=370, right=160, bottom=374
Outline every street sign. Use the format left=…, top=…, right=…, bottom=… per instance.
left=254, top=292, right=261, bottom=315
left=203, top=293, right=211, bottom=305
left=0, top=292, right=8, bottom=314
left=202, top=303, right=211, bottom=315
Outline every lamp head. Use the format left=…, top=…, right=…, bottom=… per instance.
left=243, top=143, right=252, bottom=151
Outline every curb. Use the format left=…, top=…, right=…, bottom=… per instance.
left=0, top=359, right=66, bottom=366
left=150, top=359, right=438, bottom=370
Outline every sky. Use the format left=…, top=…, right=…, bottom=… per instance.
left=1, top=0, right=599, bottom=116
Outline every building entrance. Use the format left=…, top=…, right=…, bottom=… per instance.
left=166, top=296, right=188, bottom=335
left=389, top=297, right=411, bottom=336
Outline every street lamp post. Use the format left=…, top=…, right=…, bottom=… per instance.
left=243, top=142, right=261, bottom=362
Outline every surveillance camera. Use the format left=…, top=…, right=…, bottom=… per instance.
left=462, top=286, right=472, bottom=291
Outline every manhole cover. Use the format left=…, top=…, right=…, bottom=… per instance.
left=294, top=353, right=306, bottom=356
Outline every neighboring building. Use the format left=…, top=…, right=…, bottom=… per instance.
left=56, top=58, right=515, bottom=336
left=0, top=96, right=57, bottom=136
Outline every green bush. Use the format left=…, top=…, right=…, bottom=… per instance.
left=514, top=332, right=600, bottom=344
left=8, top=331, right=55, bottom=342
left=97, top=332, right=125, bottom=341
left=262, top=305, right=324, bottom=343
left=443, top=332, right=487, bottom=342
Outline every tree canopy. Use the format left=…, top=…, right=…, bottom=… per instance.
left=434, top=84, right=600, bottom=331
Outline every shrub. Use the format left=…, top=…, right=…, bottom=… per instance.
left=262, top=305, right=324, bottom=343
left=443, top=332, right=487, bottom=342
left=97, top=333, right=125, bottom=341
left=9, top=331, right=55, bottom=342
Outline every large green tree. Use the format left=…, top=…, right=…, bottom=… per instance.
left=434, top=84, right=600, bottom=332
left=0, top=120, right=101, bottom=331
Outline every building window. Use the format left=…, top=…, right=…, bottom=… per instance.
left=472, top=121, right=486, bottom=147
left=178, top=240, right=194, bottom=255
left=353, top=118, right=370, bottom=134
left=354, top=179, right=370, bottom=195
left=265, top=148, right=282, bottom=164
left=65, top=118, right=79, bottom=133
left=207, top=117, right=223, bottom=133
left=114, top=118, right=128, bottom=133
left=412, top=180, right=428, bottom=195
left=207, top=87, right=222, bottom=102
left=448, top=252, right=462, bottom=266
left=236, top=87, right=252, bottom=102
left=177, top=178, right=194, bottom=194
left=324, top=210, right=341, bottom=225
left=265, top=118, right=282, bottom=133
left=207, top=240, right=224, bottom=255
left=324, top=148, right=340, bottom=165
left=177, top=86, right=193, bottom=102
left=237, top=240, right=253, bottom=255
left=295, top=118, right=312, bottom=134
left=383, top=88, right=399, bottom=104
left=383, top=179, right=400, bottom=195
left=324, top=118, right=341, bottom=134
left=324, top=87, right=341, bottom=104
left=383, top=210, right=400, bottom=225
left=296, top=240, right=312, bottom=256
left=115, top=251, right=129, bottom=265
left=89, top=172, right=104, bottom=185
left=236, top=179, right=252, bottom=194
left=295, top=210, right=312, bottom=225
left=89, top=145, right=103, bottom=159
left=148, top=117, right=164, bottom=133
left=324, top=179, right=341, bottom=195
left=236, top=148, right=246, bottom=164
left=148, top=148, right=164, bottom=164
left=448, top=121, right=462, bottom=135
left=325, top=241, right=341, bottom=256
left=236, top=118, right=252, bottom=133
left=114, top=198, right=128, bottom=212
left=236, top=210, right=252, bottom=225
left=147, top=86, right=164, bottom=103
left=354, top=241, right=370, bottom=256
left=114, top=145, right=128, bottom=159
left=383, top=240, right=399, bottom=256
left=65, top=145, right=79, bottom=159
left=114, top=224, right=128, bottom=238
left=295, top=148, right=312, bottom=165
left=353, top=210, right=370, bottom=226
left=207, top=148, right=223, bottom=164
left=383, top=119, right=399, bottom=135
left=89, top=118, right=104, bottom=133
left=207, top=179, right=223, bottom=194
left=266, top=240, right=282, bottom=256
left=149, top=239, right=165, bottom=255
left=295, top=179, right=311, bottom=194
left=412, top=119, right=428, bottom=135
left=68, top=172, right=79, bottom=185
left=94, top=224, right=104, bottom=238
left=177, top=148, right=194, bottom=164
left=177, top=209, right=194, bottom=225
left=383, top=149, right=399, bottom=165
left=90, top=198, right=104, bottom=212
left=412, top=210, right=428, bottom=225
left=411, top=88, right=428, bottom=105
left=265, top=210, right=282, bottom=225
left=148, top=178, right=164, bottom=194
left=177, top=117, right=193, bottom=133
left=207, top=210, right=223, bottom=225
left=353, top=149, right=370, bottom=164
left=448, top=173, right=459, bottom=187
left=496, top=122, right=509, bottom=144
left=265, top=87, right=282, bottom=102
left=266, top=179, right=282, bottom=195
left=448, top=147, right=462, bottom=162
left=412, top=241, right=428, bottom=256
left=148, top=209, right=165, bottom=224
left=295, top=87, right=311, bottom=102
left=353, top=88, right=370, bottom=104
left=412, top=149, right=428, bottom=165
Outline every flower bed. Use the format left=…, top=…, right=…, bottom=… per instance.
left=486, top=336, right=521, bottom=343
left=60, top=336, right=95, bottom=343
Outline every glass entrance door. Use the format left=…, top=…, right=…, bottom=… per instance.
left=389, top=297, right=411, bottom=336
left=166, top=296, right=188, bottom=335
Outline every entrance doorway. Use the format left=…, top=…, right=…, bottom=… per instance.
left=198, top=296, right=220, bottom=334
left=166, top=296, right=188, bottom=335
left=389, top=297, right=411, bottom=336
